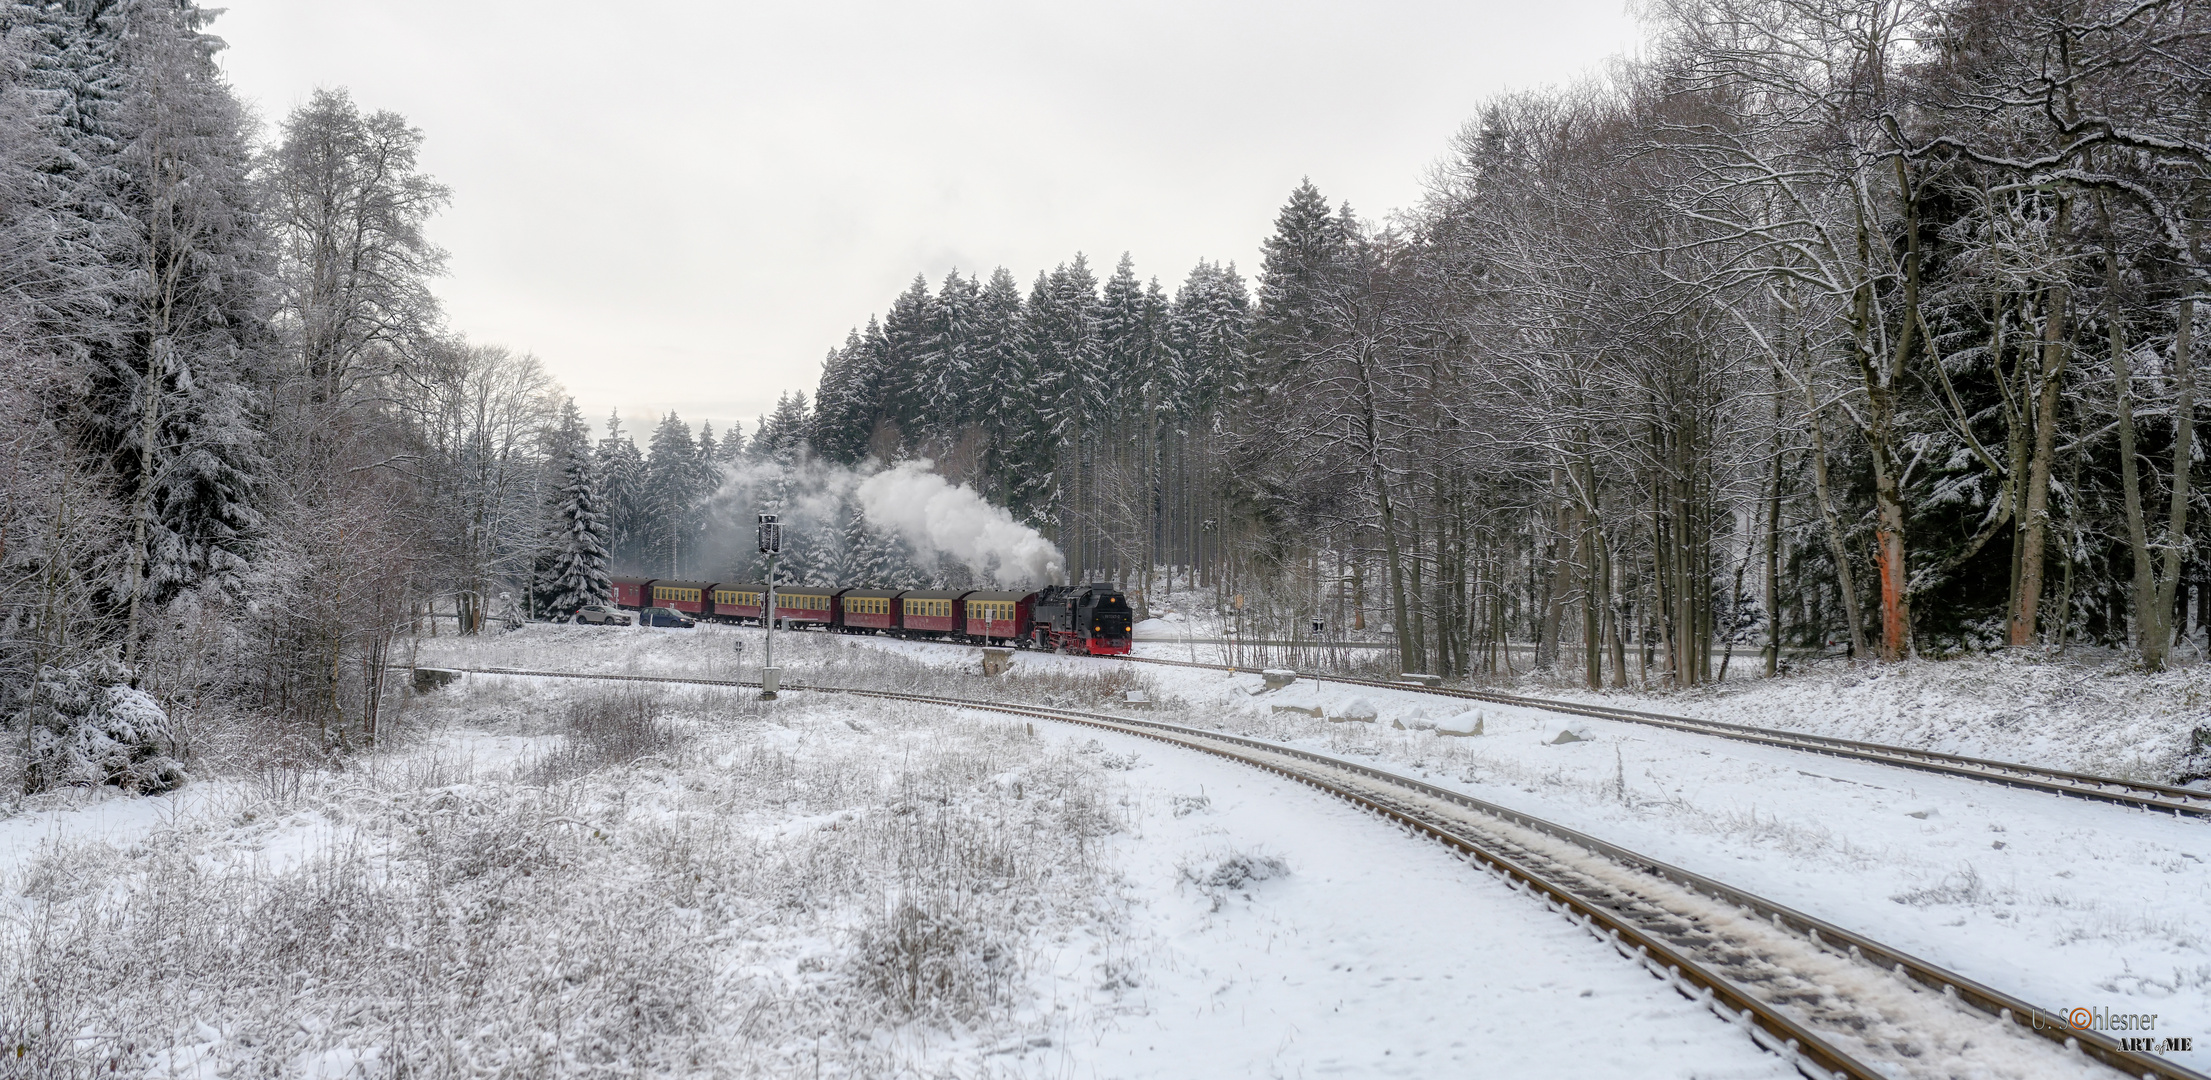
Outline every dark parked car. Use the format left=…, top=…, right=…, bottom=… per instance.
left=641, top=606, right=695, bottom=628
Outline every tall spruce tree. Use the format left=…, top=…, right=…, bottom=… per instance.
left=751, top=392, right=810, bottom=462
left=595, top=412, right=647, bottom=570
left=1097, top=254, right=1147, bottom=417
left=78, top=0, right=270, bottom=657
left=970, top=267, right=1027, bottom=498
left=808, top=329, right=875, bottom=463
left=531, top=398, right=591, bottom=613
left=542, top=448, right=610, bottom=617
left=642, top=411, right=700, bottom=576
left=878, top=274, right=934, bottom=443
left=925, top=269, right=980, bottom=432
left=1250, top=178, right=1347, bottom=365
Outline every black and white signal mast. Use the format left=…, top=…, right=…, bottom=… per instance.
left=758, top=513, right=781, bottom=700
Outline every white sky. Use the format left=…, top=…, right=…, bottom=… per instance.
left=212, top=1, right=1642, bottom=443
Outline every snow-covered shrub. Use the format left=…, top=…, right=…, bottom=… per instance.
left=1181, top=850, right=1290, bottom=910
left=851, top=893, right=1016, bottom=1021
left=535, top=686, right=688, bottom=781
left=1182, top=850, right=1289, bottom=892
left=14, top=654, right=186, bottom=794
left=2177, top=725, right=2211, bottom=786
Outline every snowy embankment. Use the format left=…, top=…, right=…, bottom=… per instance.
left=498, top=623, right=2211, bottom=1075
left=0, top=639, right=1793, bottom=1079
left=1538, top=650, right=2211, bottom=783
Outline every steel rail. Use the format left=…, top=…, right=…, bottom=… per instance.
left=451, top=663, right=2203, bottom=1080
left=1104, top=653, right=2211, bottom=820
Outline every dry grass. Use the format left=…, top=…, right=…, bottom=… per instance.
left=0, top=680, right=1127, bottom=1078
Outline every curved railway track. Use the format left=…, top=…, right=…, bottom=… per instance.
left=451, top=663, right=2204, bottom=1080
left=1091, top=652, right=2210, bottom=820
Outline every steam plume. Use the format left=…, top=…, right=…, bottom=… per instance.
left=855, top=461, right=1065, bottom=587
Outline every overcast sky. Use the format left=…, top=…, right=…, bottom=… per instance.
left=212, top=1, right=1642, bottom=443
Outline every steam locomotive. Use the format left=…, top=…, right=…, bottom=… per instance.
left=606, top=577, right=1134, bottom=656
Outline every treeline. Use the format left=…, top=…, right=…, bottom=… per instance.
left=0, top=0, right=653, bottom=765
left=804, top=256, right=1253, bottom=593
left=814, top=0, right=2211, bottom=683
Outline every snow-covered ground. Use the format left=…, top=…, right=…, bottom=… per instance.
left=11, top=620, right=2204, bottom=1075
left=407, top=621, right=2211, bottom=1074
left=1, top=637, right=1798, bottom=1079
left=1536, top=649, right=2211, bottom=784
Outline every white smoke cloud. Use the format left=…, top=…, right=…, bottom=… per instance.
left=690, top=456, right=1063, bottom=589
left=854, top=460, right=1065, bottom=588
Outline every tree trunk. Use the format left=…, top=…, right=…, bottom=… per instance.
left=1802, top=384, right=1867, bottom=659
left=1764, top=373, right=1785, bottom=676
left=2119, top=274, right=2197, bottom=670
left=2011, top=269, right=2072, bottom=646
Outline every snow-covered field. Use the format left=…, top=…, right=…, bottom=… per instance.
left=415, top=622, right=2211, bottom=1073
left=7, top=621, right=2207, bottom=1076
left=2, top=631, right=1796, bottom=1079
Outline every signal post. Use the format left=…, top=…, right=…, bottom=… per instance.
left=759, top=513, right=781, bottom=700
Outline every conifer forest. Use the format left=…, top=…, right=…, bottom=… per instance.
left=10, top=0, right=2211, bottom=780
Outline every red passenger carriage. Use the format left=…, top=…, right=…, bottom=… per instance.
left=899, top=589, right=970, bottom=638
left=837, top=589, right=899, bottom=632
left=961, top=590, right=1034, bottom=644
left=709, top=582, right=768, bottom=623
left=648, top=579, right=715, bottom=617
left=611, top=577, right=655, bottom=610
left=771, top=585, right=837, bottom=628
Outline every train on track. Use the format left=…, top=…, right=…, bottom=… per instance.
left=604, top=577, right=1135, bottom=656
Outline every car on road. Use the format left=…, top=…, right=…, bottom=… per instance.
left=571, top=604, right=633, bottom=626
left=641, top=606, right=696, bottom=628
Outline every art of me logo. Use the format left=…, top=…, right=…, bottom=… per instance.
left=2035, top=1007, right=2194, bottom=1055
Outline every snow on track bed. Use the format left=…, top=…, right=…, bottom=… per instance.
left=460, top=665, right=2185, bottom=1080
left=1116, top=655, right=2211, bottom=819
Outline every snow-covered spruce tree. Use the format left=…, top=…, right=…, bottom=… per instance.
left=752, top=392, right=810, bottom=463
left=1249, top=177, right=1348, bottom=365
left=808, top=327, right=880, bottom=464
left=837, top=501, right=921, bottom=588
left=595, top=412, right=647, bottom=571
left=1098, top=254, right=1147, bottom=417
left=642, top=411, right=702, bottom=576
left=18, top=651, right=186, bottom=794
left=530, top=397, right=591, bottom=612
left=968, top=266, right=1028, bottom=499
left=541, top=449, right=611, bottom=617
left=691, top=419, right=725, bottom=515
left=924, top=269, right=980, bottom=435
left=875, top=274, right=935, bottom=447
left=74, top=0, right=270, bottom=661
left=714, top=420, right=745, bottom=462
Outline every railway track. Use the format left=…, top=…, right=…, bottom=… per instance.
left=453, top=663, right=2203, bottom=1080
left=1105, top=652, right=2211, bottom=820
